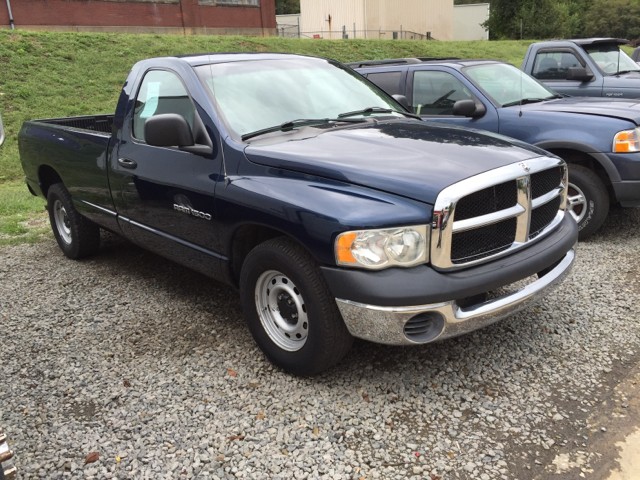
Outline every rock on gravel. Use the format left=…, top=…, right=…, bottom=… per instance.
left=1, top=207, right=639, bottom=479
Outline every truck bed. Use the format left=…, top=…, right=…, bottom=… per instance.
left=19, top=114, right=116, bottom=225
left=34, top=114, right=114, bottom=134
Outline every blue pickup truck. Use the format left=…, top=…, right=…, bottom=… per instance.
left=522, top=38, right=640, bottom=98
left=354, top=58, right=640, bottom=238
left=18, top=54, right=577, bottom=375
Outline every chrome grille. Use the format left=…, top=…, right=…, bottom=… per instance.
left=451, top=217, right=516, bottom=264
left=530, top=196, right=562, bottom=239
left=431, top=157, right=568, bottom=270
left=454, top=181, right=517, bottom=220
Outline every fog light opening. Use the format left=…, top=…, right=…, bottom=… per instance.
left=403, top=312, right=445, bottom=343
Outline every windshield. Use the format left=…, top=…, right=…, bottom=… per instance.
left=583, top=44, right=640, bottom=75
left=195, top=57, right=401, bottom=138
left=463, top=63, right=557, bottom=107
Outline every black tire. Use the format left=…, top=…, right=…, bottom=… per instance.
left=239, top=237, right=353, bottom=376
left=566, top=164, right=609, bottom=240
left=47, top=183, right=100, bottom=259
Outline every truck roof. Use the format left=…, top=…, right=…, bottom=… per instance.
left=129, top=52, right=338, bottom=73
left=346, top=57, right=460, bottom=68
left=177, top=52, right=322, bottom=67
left=350, top=58, right=503, bottom=70
left=535, top=38, right=629, bottom=47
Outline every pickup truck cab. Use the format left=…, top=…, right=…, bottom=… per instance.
left=19, top=54, right=577, bottom=375
left=354, top=58, right=640, bottom=238
left=522, top=38, right=640, bottom=98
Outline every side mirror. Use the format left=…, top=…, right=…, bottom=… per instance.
left=566, top=67, right=594, bottom=82
left=144, top=113, right=213, bottom=156
left=453, top=99, right=486, bottom=118
left=392, top=94, right=410, bottom=110
left=145, top=114, right=194, bottom=148
left=0, top=113, right=5, bottom=146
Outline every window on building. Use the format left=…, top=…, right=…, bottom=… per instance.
left=200, top=0, right=260, bottom=6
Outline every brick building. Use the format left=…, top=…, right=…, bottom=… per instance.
left=0, top=0, right=276, bottom=35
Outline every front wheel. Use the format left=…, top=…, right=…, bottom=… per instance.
left=47, top=183, right=100, bottom=259
left=566, top=165, right=609, bottom=240
left=240, top=237, right=353, bottom=376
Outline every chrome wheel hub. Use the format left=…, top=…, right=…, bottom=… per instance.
left=567, top=181, right=587, bottom=224
left=255, top=270, right=308, bottom=352
left=53, top=199, right=72, bottom=245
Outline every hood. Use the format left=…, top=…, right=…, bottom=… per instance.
left=607, top=70, right=640, bottom=83
left=244, top=120, right=549, bottom=205
left=520, top=96, right=640, bottom=124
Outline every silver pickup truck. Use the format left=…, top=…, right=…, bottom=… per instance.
left=0, top=113, right=17, bottom=480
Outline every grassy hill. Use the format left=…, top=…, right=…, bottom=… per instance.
left=0, top=30, right=533, bottom=243
left=0, top=30, right=534, bottom=182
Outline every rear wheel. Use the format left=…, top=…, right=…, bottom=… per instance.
left=47, top=183, right=100, bottom=259
left=240, top=237, right=353, bottom=376
left=566, top=165, right=609, bottom=240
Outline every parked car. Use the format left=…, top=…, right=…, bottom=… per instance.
left=0, top=114, right=17, bottom=480
left=522, top=38, right=640, bottom=98
left=19, top=53, right=577, bottom=375
left=353, top=58, right=640, bottom=238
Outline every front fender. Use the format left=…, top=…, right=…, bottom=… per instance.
left=217, top=174, right=431, bottom=266
left=534, top=140, right=621, bottom=183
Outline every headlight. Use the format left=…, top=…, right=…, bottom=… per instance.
left=613, top=128, right=640, bottom=152
left=335, top=225, right=429, bottom=269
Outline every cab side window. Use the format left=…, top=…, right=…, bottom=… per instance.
left=133, top=70, right=196, bottom=142
left=532, top=52, right=583, bottom=80
left=412, top=71, right=473, bottom=116
left=365, top=71, right=403, bottom=96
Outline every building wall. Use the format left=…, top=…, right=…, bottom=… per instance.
left=299, top=0, right=364, bottom=39
left=299, top=0, right=451, bottom=40
left=453, top=3, right=489, bottom=41
left=367, top=0, right=452, bottom=40
left=0, top=0, right=276, bottom=35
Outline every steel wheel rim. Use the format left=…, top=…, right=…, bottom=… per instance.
left=53, top=199, right=72, bottom=245
left=255, top=270, right=308, bottom=352
left=567, top=181, right=587, bottom=224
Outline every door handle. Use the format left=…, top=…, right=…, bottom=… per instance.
left=118, top=158, right=137, bottom=169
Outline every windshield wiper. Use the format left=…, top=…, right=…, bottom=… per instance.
left=338, top=106, right=420, bottom=120
left=241, top=118, right=366, bottom=141
left=502, top=98, right=549, bottom=107
left=615, top=69, right=640, bottom=75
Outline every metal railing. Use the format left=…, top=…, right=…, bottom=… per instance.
left=277, top=26, right=435, bottom=41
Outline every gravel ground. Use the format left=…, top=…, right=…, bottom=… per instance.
left=1, top=207, right=639, bottom=480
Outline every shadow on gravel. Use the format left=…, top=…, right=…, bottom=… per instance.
left=581, top=205, right=640, bottom=243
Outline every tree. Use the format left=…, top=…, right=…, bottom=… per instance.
left=482, top=0, right=522, bottom=39
left=583, top=0, right=640, bottom=40
left=483, top=0, right=590, bottom=39
left=276, top=0, right=300, bottom=15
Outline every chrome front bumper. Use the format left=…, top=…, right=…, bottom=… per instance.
left=0, top=430, right=16, bottom=480
left=336, top=248, right=575, bottom=346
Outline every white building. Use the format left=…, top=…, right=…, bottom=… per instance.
left=453, top=3, right=489, bottom=41
left=297, top=0, right=453, bottom=40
